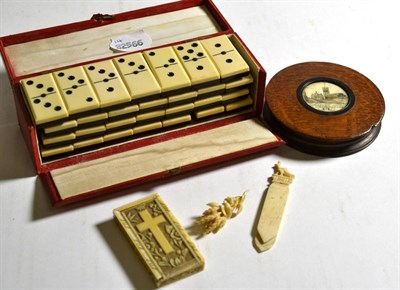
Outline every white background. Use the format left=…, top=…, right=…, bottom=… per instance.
left=0, top=1, right=399, bottom=289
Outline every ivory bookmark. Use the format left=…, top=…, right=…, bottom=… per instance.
left=255, top=162, right=295, bottom=252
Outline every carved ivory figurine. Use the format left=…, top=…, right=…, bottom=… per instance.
left=196, top=191, right=248, bottom=234
left=275, top=161, right=295, bottom=179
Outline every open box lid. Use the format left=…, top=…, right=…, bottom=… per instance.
left=0, top=0, right=284, bottom=206
left=1, top=0, right=231, bottom=80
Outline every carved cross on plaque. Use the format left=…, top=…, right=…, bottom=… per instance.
left=136, top=209, right=174, bottom=254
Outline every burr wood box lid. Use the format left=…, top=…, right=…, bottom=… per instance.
left=0, top=0, right=283, bottom=206
left=264, top=62, right=385, bottom=157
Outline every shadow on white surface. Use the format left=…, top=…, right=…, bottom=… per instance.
left=186, top=217, right=206, bottom=240
left=97, top=219, right=156, bottom=290
left=0, top=125, right=36, bottom=181
left=268, top=144, right=323, bottom=162
left=31, top=176, right=54, bottom=219
left=0, top=71, right=18, bottom=125
left=0, top=71, right=37, bottom=180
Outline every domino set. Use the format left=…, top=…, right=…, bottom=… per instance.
left=20, top=35, right=254, bottom=158
left=0, top=0, right=284, bottom=205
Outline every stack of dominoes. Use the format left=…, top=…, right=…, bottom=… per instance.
left=19, top=35, right=254, bottom=158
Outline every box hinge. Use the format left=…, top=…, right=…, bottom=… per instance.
left=168, top=167, right=181, bottom=176
left=91, top=13, right=114, bottom=23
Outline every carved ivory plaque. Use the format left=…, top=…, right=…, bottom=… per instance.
left=113, top=194, right=205, bottom=287
left=254, top=162, right=295, bottom=252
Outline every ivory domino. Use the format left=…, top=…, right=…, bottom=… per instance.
left=173, top=40, right=220, bottom=87
left=53, top=66, right=100, bottom=115
left=143, top=46, right=191, bottom=93
left=113, top=52, right=161, bottom=102
left=20, top=74, right=68, bottom=125
left=200, top=35, right=250, bottom=81
left=83, top=60, right=131, bottom=108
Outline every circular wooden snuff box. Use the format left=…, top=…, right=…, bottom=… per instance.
left=264, top=62, right=385, bottom=157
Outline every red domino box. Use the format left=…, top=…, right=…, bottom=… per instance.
left=0, top=0, right=283, bottom=206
